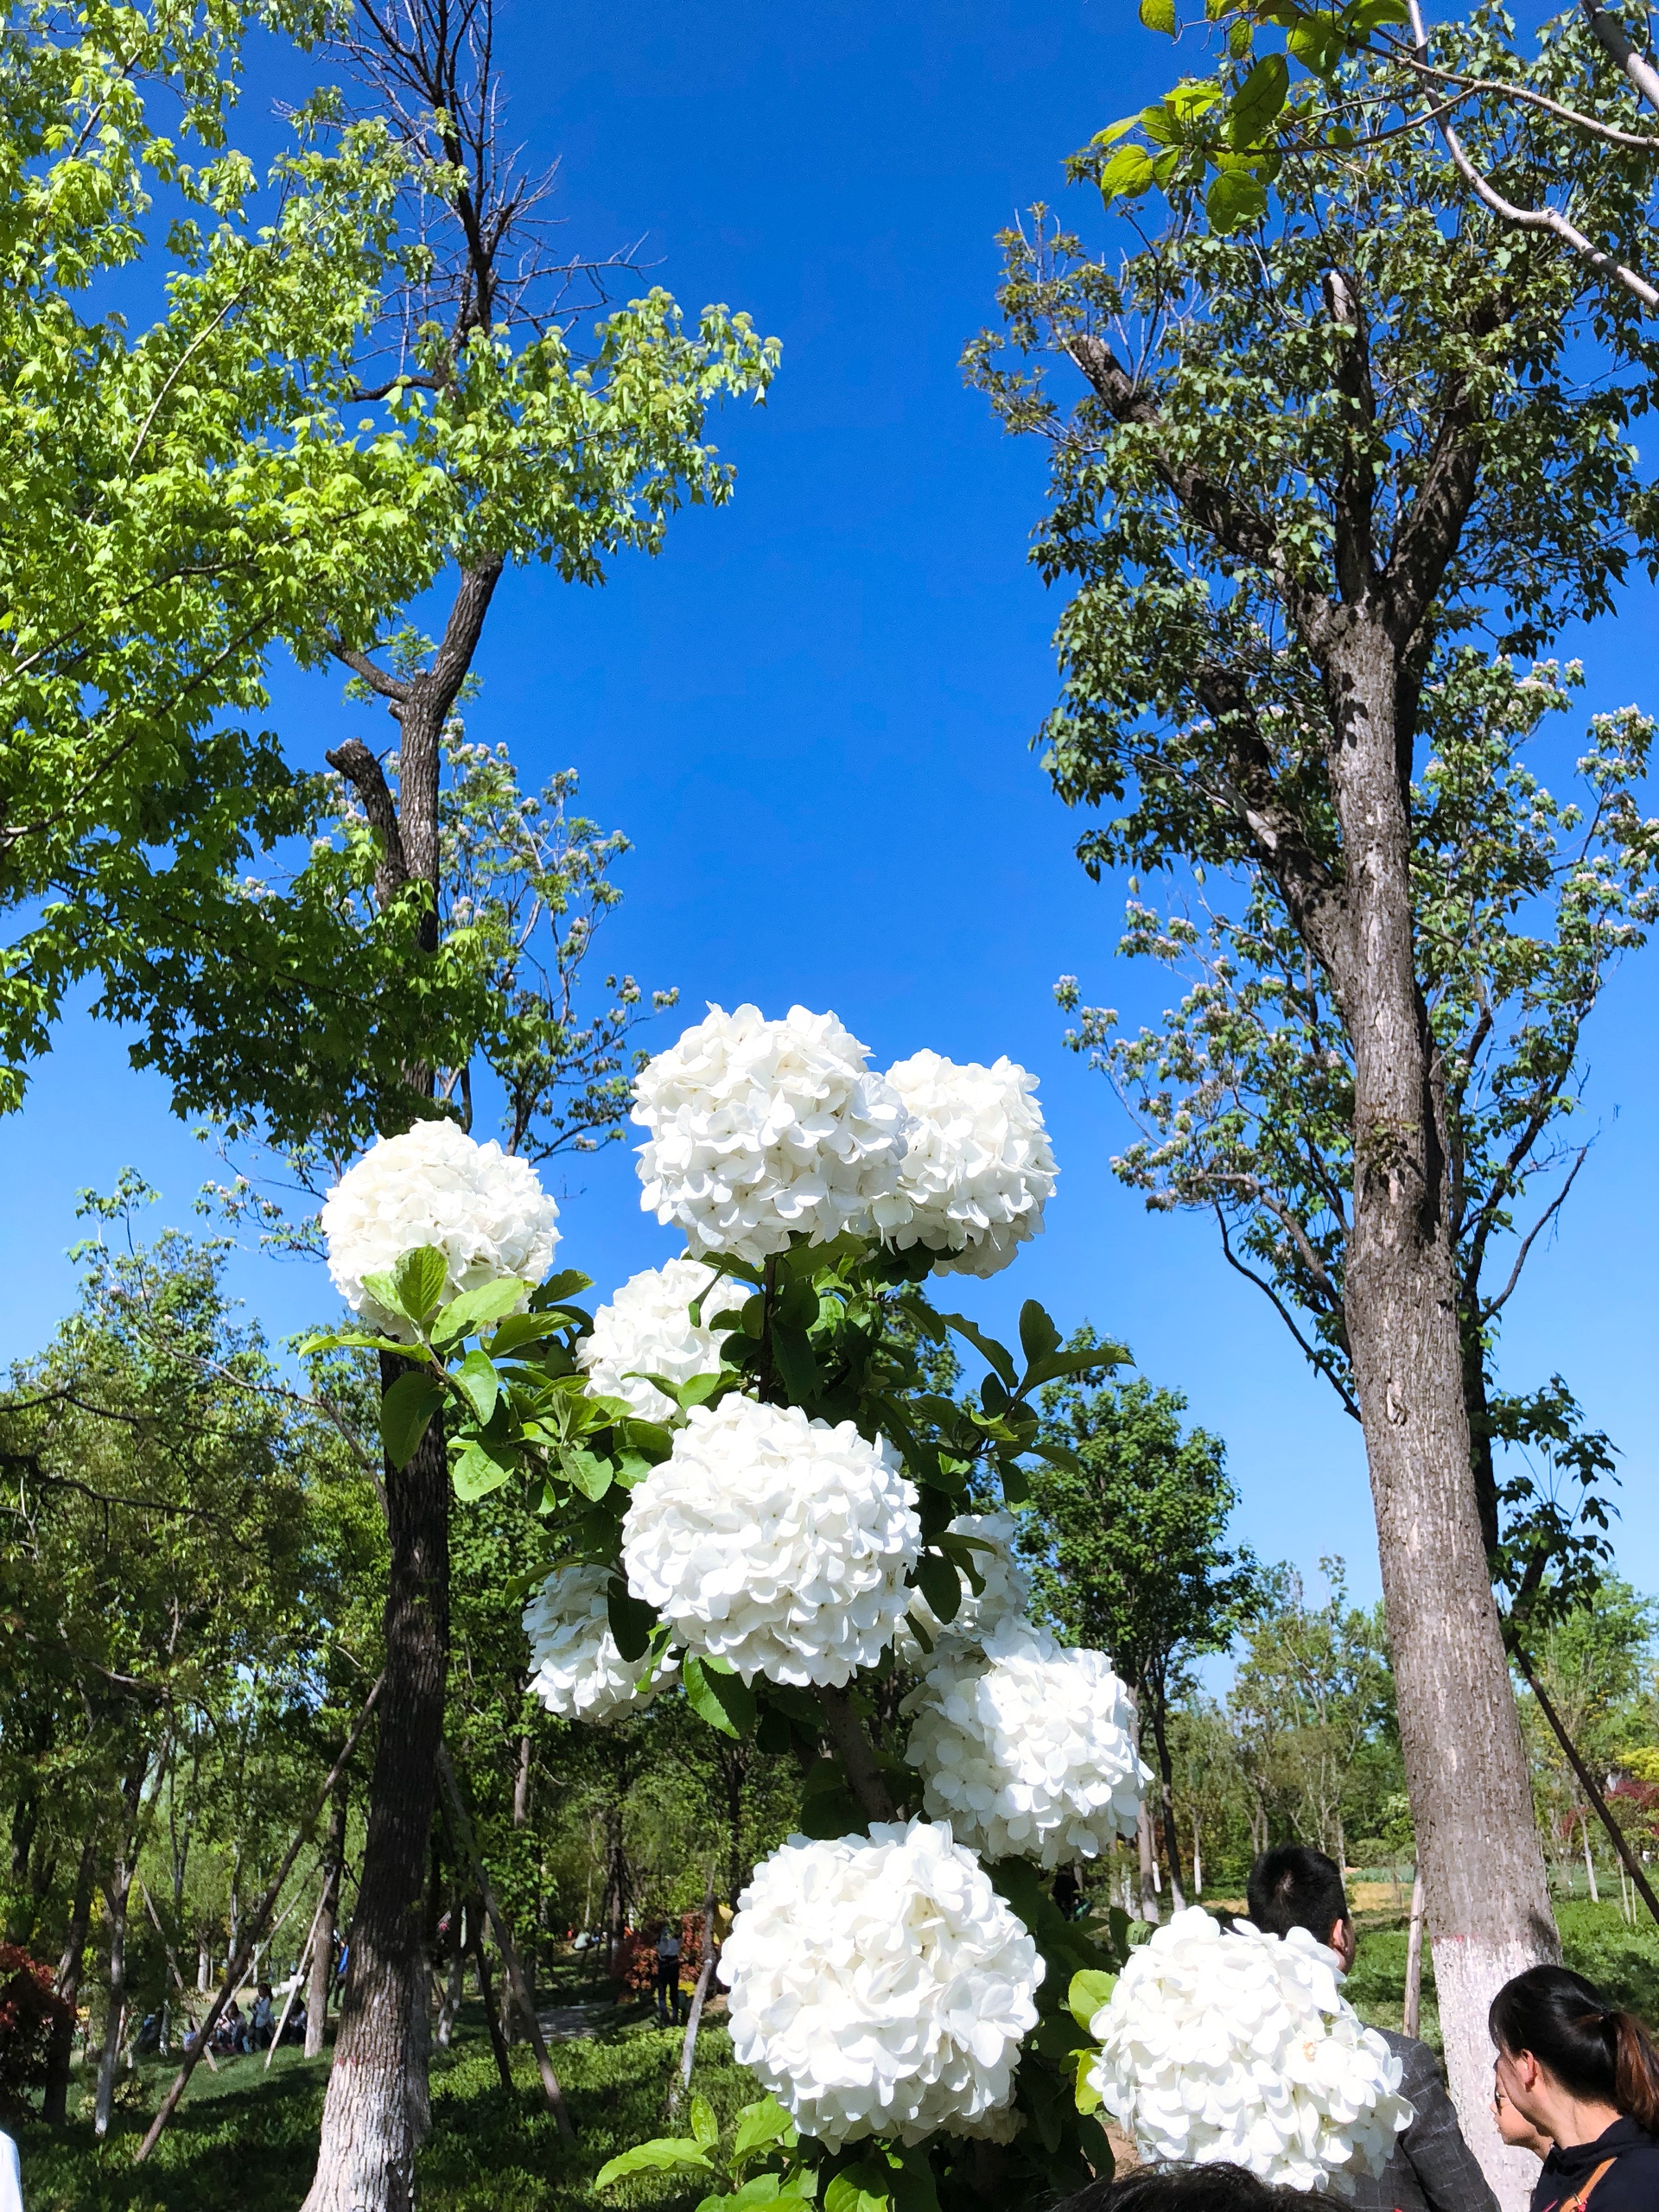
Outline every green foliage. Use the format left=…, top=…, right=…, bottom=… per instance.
left=969, top=48, right=1655, bottom=1613
left=1025, top=1332, right=1260, bottom=1689
left=0, top=3, right=774, bottom=1151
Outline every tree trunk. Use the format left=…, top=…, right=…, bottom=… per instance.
left=1403, top=1871, right=1426, bottom=2037
left=302, top=1373, right=448, bottom=2212
left=1147, top=1677, right=1187, bottom=1910
left=1127, top=1701, right=1160, bottom=1921
left=93, top=1862, right=133, bottom=2139
left=1580, top=1813, right=1600, bottom=1905
left=471, top=1906, right=514, bottom=2093
left=512, top=1731, right=532, bottom=1829
left=1330, top=617, right=1556, bottom=2211
left=42, top=1838, right=95, bottom=2124
left=307, top=1778, right=348, bottom=2059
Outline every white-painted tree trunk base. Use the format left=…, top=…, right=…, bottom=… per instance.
left=1433, top=1929, right=1554, bottom=2212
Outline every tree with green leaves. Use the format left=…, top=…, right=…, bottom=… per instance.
left=1024, top=1332, right=1260, bottom=1913
left=3, top=2, right=773, bottom=2192
left=969, top=47, right=1655, bottom=2186
left=1227, top=1561, right=1399, bottom=1865
left=1092, top=0, right=1658, bottom=314
left=0, top=1180, right=373, bottom=2131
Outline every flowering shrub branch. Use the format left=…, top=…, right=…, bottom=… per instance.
left=312, top=1002, right=1404, bottom=2207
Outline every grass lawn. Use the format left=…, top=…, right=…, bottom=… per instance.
left=13, top=2008, right=754, bottom=2212
left=14, top=1897, right=1659, bottom=2208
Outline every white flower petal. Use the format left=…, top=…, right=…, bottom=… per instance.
left=523, top=1564, right=677, bottom=1723
left=1086, top=1909, right=1414, bottom=2196
left=719, top=1818, right=1042, bottom=2148
left=621, top=1396, right=921, bottom=1688
left=321, top=1118, right=559, bottom=1344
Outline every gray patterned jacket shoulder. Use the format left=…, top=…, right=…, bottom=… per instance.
left=1347, top=2029, right=1499, bottom=2212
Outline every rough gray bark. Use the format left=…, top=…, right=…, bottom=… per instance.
left=1065, top=273, right=1558, bottom=2208
left=302, top=1393, right=448, bottom=2212
left=1325, top=613, right=1556, bottom=2209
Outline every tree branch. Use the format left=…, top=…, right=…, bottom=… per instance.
left=1213, top=1204, right=1363, bottom=1421
left=1478, top=1146, right=1590, bottom=1321
left=817, top=1685, right=897, bottom=1822
left=324, top=738, right=410, bottom=904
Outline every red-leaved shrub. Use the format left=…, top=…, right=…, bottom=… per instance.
left=0, top=1944, right=73, bottom=2106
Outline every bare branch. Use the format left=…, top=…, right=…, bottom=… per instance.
left=1213, top=1205, right=1363, bottom=1421
left=1479, top=1146, right=1591, bottom=1321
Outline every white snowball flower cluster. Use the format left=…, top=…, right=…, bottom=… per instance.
left=903, top=1625, right=1146, bottom=1866
left=884, top=1052, right=1057, bottom=1277
left=1086, top=1909, right=1413, bottom=2195
left=895, top=1510, right=1033, bottom=1665
left=719, top=1818, right=1042, bottom=2148
left=321, top=1118, right=559, bottom=1342
left=632, top=1003, right=912, bottom=1264
left=578, top=1259, right=749, bottom=1421
left=522, top=1564, right=677, bottom=1725
left=620, top=1395, right=921, bottom=1686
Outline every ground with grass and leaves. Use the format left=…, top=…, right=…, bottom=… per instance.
left=13, top=1898, right=1659, bottom=2209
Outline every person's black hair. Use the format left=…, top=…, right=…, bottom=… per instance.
left=1491, top=1964, right=1659, bottom=2133
left=1245, top=1846, right=1350, bottom=1944
left=1050, top=2161, right=1329, bottom=2212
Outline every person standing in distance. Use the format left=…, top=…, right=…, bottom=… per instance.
left=1246, top=1845, right=1497, bottom=2212
left=1491, top=1965, right=1659, bottom=2212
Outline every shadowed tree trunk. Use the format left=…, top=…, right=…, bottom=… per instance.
left=42, top=1837, right=95, bottom=2124
left=306, top=1776, right=348, bottom=2060
left=301, top=1391, right=448, bottom=2212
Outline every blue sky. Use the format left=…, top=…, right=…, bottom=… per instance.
left=4, top=0, right=1656, bottom=1609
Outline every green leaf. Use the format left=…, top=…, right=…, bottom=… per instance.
left=1099, top=143, right=1159, bottom=205
left=683, top=1653, right=756, bottom=1738
left=824, top=2161, right=892, bottom=2212
left=381, top=1369, right=445, bottom=1470
left=888, top=2148, right=941, bottom=2212
left=1000, top=1461, right=1031, bottom=1506
left=690, top=2094, right=720, bottom=2150
left=595, top=2140, right=715, bottom=2190
left=732, top=2095, right=797, bottom=2163
left=608, top=1582, right=658, bottom=1662
left=452, top=1440, right=515, bottom=1503
left=1018, top=1300, right=1063, bottom=1370
left=531, top=1268, right=594, bottom=1306
left=297, top=1326, right=410, bottom=1357
left=1206, top=168, right=1268, bottom=231
left=1068, top=1967, right=1119, bottom=2030
left=454, top=1347, right=499, bottom=1424
left=1075, top=2046, right=1103, bottom=2113
left=915, top=1552, right=963, bottom=1624
left=563, top=1447, right=613, bottom=1500
left=1138, top=0, right=1178, bottom=29
left=483, top=1311, right=563, bottom=1355
left=433, top=1276, right=533, bottom=1344
left=770, top=1322, right=821, bottom=1403
left=1225, top=51, right=1289, bottom=144
left=392, top=1244, right=449, bottom=1325
left=934, top=1312, right=1017, bottom=1389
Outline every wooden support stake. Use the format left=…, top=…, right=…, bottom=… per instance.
left=669, top=1866, right=719, bottom=2120
left=1402, top=1872, right=1425, bottom=2038
left=134, top=1676, right=384, bottom=2164
left=137, top=1884, right=216, bottom=2074
left=264, top=1877, right=332, bottom=2069
left=435, top=1743, right=575, bottom=2142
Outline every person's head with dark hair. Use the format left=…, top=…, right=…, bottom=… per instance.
left=1245, top=1846, right=1355, bottom=1972
left=1050, top=2161, right=1329, bottom=2212
left=1491, top=1964, right=1659, bottom=2145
